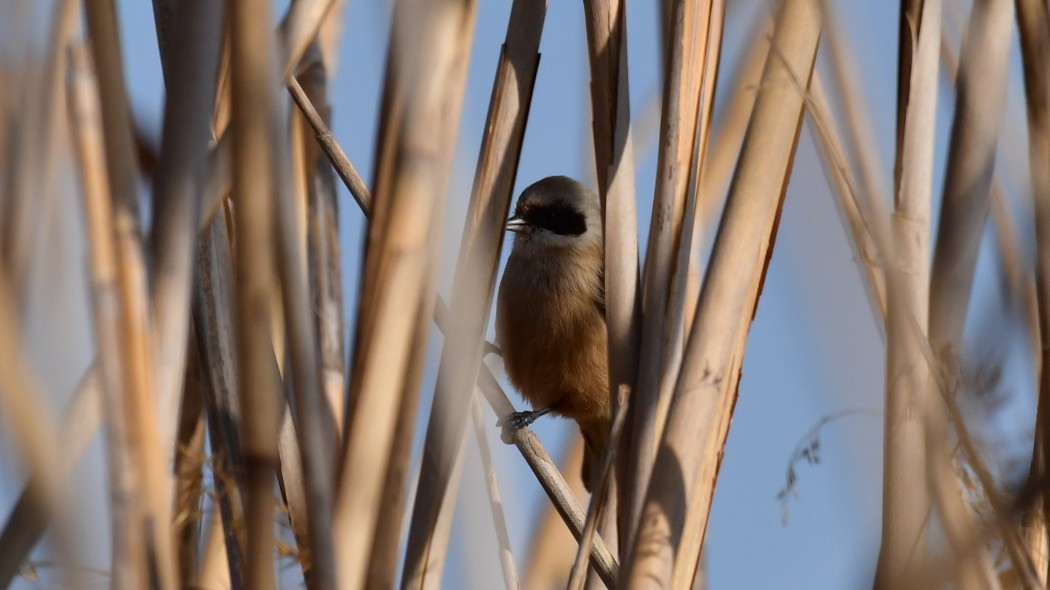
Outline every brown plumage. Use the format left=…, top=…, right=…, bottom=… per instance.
left=495, top=176, right=610, bottom=491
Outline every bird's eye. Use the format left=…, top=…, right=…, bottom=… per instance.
left=527, top=202, right=586, bottom=236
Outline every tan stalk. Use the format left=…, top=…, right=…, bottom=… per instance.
left=1016, top=0, right=1050, bottom=583
left=229, top=0, right=283, bottom=583
left=625, top=0, right=723, bottom=543
left=331, top=1, right=478, bottom=589
left=271, top=50, right=339, bottom=590
left=685, top=12, right=772, bottom=333
left=874, top=0, right=941, bottom=586
left=146, top=0, right=226, bottom=473
left=396, top=1, right=544, bottom=587
left=624, top=0, right=821, bottom=586
left=69, top=39, right=177, bottom=590
left=83, top=0, right=141, bottom=229
left=580, top=0, right=642, bottom=551
left=927, top=0, right=1018, bottom=585
left=366, top=294, right=435, bottom=590
left=66, top=45, right=149, bottom=589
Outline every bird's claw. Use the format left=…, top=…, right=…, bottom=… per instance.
left=496, top=410, right=537, bottom=444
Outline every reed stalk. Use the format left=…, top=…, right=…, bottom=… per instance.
left=624, top=1, right=821, bottom=586
left=874, top=0, right=941, bottom=586
left=1016, top=0, right=1050, bottom=583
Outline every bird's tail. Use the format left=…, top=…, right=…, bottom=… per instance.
left=578, top=419, right=610, bottom=493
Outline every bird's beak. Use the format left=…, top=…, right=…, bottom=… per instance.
left=505, top=215, right=528, bottom=234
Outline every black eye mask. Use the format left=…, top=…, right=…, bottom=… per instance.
left=520, top=201, right=587, bottom=236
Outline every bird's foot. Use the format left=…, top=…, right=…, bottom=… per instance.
left=496, top=407, right=551, bottom=444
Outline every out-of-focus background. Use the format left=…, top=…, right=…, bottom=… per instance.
left=1, top=0, right=1039, bottom=588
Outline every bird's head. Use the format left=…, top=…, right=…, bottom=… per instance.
left=505, top=176, right=602, bottom=253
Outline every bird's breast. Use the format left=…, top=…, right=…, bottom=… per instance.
left=495, top=250, right=609, bottom=422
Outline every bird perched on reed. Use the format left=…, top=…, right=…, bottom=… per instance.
left=495, top=175, right=609, bottom=491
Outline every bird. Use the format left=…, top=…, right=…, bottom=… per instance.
left=495, top=175, right=610, bottom=491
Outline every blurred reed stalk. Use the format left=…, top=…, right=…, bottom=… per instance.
left=228, top=0, right=284, bottom=588
left=625, top=0, right=820, bottom=587
left=621, top=0, right=723, bottom=552
left=875, top=0, right=941, bottom=586
left=332, top=1, right=477, bottom=589
left=1016, top=0, right=1050, bottom=583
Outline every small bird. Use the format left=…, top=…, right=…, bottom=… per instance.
left=495, top=175, right=609, bottom=491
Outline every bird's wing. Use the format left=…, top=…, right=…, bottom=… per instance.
left=595, top=264, right=606, bottom=319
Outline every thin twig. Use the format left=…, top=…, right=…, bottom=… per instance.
left=470, top=396, right=520, bottom=590
left=287, top=76, right=371, bottom=214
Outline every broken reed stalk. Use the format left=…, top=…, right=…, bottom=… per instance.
left=926, top=0, right=1019, bottom=583
left=229, top=0, right=284, bottom=586
left=397, top=1, right=545, bottom=585
left=874, top=0, right=941, bottom=586
left=580, top=0, right=642, bottom=552
left=624, top=0, right=821, bottom=587
left=331, top=1, right=478, bottom=588
left=624, top=0, right=721, bottom=544
left=146, top=0, right=226, bottom=472
left=1016, top=0, right=1050, bottom=583
left=469, top=396, right=520, bottom=590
